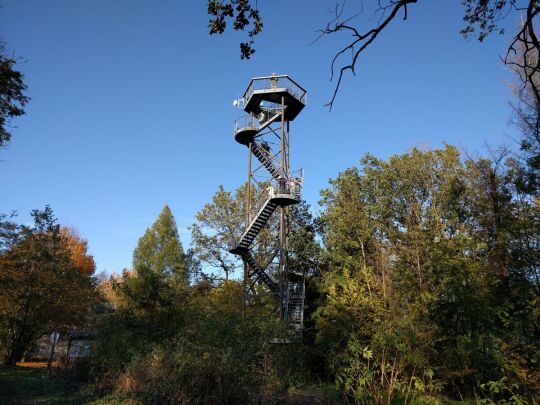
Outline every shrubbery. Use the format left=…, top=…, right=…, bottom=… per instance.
left=89, top=281, right=315, bottom=404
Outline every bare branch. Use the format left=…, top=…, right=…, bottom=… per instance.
left=504, top=1, right=540, bottom=142
left=320, top=0, right=418, bottom=110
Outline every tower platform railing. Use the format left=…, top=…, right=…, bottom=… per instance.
left=269, top=181, right=301, bottom=199
left=244, top=75, right=307, bottom=106
left=246, top=180, right=302, bottom=225
left=234, top=115, right=260, bottom=134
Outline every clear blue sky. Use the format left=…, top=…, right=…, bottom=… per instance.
left=0, top=1, right=519, bottom=274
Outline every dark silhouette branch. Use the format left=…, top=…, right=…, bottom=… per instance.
left=504, top=2, right=540, bottom=139
left=318, top=0, right=418, bottom=110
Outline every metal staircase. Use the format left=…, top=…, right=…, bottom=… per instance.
left=251, top=141, right=279, bottom=179
left=230, top=198, right=278, bottom=254
left=257, top=107, right=282, bottom=131
left=245, top=252, right=279, bottom=295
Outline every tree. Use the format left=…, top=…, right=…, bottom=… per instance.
left=288, top=201, right=322, bottom=278
left=0, top=42, right=29, bottom=149
left=208, top=0, right=262, bottom=60
left=207, top=1, right=539, bottom=109
left=0, top=206, right=98, bottom=365
left=96, top=270, right=128, bottom=311
left=0, top=211, right=18, bottom=252
left=93, top=205, right=192, bottom=378
left=191, top=184, right=319, bottom=284
left=122, top=205, right=188, bottom=311
left=508, top=33, right=540, bottom=194
left=315, top=146, right=539, bottom=402
left=190, top=185, right=247, bottom=281
left=61, top=227, right=96, bottom=275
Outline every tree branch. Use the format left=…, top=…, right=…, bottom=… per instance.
left=319, top=0, right=418, bottom=110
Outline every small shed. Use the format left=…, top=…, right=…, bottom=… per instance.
left=67, top=331, right=96, bottom=359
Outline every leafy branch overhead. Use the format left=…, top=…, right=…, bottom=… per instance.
left=0, top=48, right=29, bottom=148
left=207, top=0, right=539, bottom=109
left=207, top=0, right=263, bottom=59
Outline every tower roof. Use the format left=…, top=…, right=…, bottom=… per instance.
left=243, top=75, right=306, bottom=121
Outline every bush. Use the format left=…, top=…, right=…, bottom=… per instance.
left=90, top=281, right=319, bottom=403
left=118, top=338, right=248, bottom=404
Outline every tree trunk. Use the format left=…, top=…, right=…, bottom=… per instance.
left=5, top=344, right=25, bottom=365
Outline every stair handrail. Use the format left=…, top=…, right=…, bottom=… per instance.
left=247, top=184, right=273, bottom=223
left=256, top=108, right=282, bottom=131
left=252, top=141, right=280, bottom=175
left=241, top=189, right=277, bottom=241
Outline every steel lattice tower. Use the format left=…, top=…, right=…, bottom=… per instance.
left=230, top=75, right=306, bottom=333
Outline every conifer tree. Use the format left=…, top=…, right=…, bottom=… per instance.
left=125, top=205, right=188, bottom=310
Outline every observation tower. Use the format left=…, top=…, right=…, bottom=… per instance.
left=230, top=74, right=306, bottom=334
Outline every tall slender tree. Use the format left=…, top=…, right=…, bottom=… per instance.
left=123, top=205, right=188, bottom=311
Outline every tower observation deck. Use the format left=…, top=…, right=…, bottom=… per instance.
left=230, top=74, right=306, bottom=334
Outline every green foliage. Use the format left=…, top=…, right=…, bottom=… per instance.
left=191, top=181, right=296, bottom=287
left=0, top=46, right=29, bottom=149
left=190, top=185, right=245, bottom=280
left=316, top=146, right=539, bottom=403
left=116, top=322, right=277, bottom=403
left=92, top=279, right=313, bottom=404
left=461, top=0, right=515, bottom=41
left=207, top=0, right=262, bottom=59
left=121, top=205, right=188, bottom=311
left=288, top=202, right=322, bottom=277
left=90, top=206, right=192, bottom=391
left=93, top=202, right=315, bottom=402
left=478, top=377, right=529, bottom=405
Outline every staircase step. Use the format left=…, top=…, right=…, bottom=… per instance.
left=251, top=142, right=280, bottom=180
left=231, top=196, right=278, bottom=251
